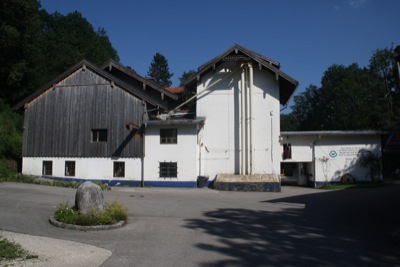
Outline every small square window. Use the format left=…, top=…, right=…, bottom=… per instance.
left=43, top=161, right=52, bottom=176
left=114, top=162, right=125, bottom=177
left=65, top=161, right=75, bottom=176
left=283, top=144, right=292, bottom=160
left=159, top=162, right=177, bottom=178
left=91, top=129, right=107, bottom=143
left=160, top=128, right=177, bottom=144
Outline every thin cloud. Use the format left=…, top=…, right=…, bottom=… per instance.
left=348, top=0, right=368, bottom=8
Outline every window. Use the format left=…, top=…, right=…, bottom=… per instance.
left=283, top=144, right=292, bottom=160
left=160, top=128, right=177, bottom=144
left=91, top=129, right=107, bottom=143
left=114, top=162, right=125, bottom=177
left=159, top=162, right=178, bottom=178
left=42, top=161, right=52, bottom=176
left=65, top=161, right=75, bottom=176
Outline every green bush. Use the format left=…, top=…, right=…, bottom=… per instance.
left=0, top=100, right=23, bottom=160
left=107, top=202, right=128, bottom=222
left=54, top=201, right=128, bottom=226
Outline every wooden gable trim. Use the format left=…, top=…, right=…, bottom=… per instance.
left=101, top=59, right=178, bottom=101
left=14, top=59, right=171, bottom=111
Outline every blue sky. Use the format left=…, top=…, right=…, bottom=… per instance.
left=39, top=0, right=400, bottom=111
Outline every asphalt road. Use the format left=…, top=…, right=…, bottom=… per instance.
left=0, top=182, right=399, bottom=267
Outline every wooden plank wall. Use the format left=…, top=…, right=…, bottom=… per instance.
left=23, top=67, right=144, bottom=158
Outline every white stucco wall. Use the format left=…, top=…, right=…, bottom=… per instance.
left=22, top=157, right=142, bottom=181
left=144, top=124, right=198, bottom=183
left=196, top=63, right=281, bottom=179
left=280, top=133, right=382, bottom=184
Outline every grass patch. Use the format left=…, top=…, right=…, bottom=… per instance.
left=54, top=201, right=128, bottom=226
left=0, top=237, right=38, bottom=261
left=317, top=182, right=385, bottom=190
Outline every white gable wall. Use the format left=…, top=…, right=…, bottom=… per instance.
left=144, top=124, right=198, bottom=184
left=197, top=63, right=281, bottom=179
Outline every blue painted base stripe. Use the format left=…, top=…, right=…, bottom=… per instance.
left=41, top=176, right=212, bottom=188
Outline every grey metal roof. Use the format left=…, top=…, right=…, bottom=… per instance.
left=101, top=59, right=178, bottom=101
left=281, top=130, right=386, bottom=136
left=145, top=117, right=206, bottom=126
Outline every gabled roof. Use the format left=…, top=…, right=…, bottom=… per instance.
left=14, top=59, right=174, bottom=111
left=185, top=44, right=299, bottom=105
left=101, top=59, right=178, bottom=101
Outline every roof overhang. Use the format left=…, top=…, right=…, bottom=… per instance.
left=185, top=44, right=299, bottom=105
left=281, top=130, right=386, bottom=137
left=145, top=117, right=206, bottom=126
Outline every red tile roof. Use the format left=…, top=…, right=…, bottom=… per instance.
left=165, top=87, right=184, bottom=94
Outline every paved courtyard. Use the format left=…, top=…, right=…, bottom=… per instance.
left=0, top=182, right=399, bottom=266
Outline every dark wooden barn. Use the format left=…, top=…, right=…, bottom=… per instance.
left=14, top=60, right=177, bottom=159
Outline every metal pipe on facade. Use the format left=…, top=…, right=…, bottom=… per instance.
left=248, top=63, right=254, bottom=175
left=240, top=66, right=246, bottom=175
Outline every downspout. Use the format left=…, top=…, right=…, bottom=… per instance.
left=248, top=63, right=254, bottom=175
left=240, top=65, right=246, bottom=175
left=141, top=133, right=145, bottom=187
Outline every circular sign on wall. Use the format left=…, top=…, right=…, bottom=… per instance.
left=329, top=150, right=337, bottom=158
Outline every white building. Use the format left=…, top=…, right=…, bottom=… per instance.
left=15, top=44, right=299, bottom=190
left=280, top=131, right=384, bottom=186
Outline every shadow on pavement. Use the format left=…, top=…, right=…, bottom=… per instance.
left=184, top=185, right=400, bottom=267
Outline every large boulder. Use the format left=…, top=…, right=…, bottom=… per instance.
left=75, top=181, right=105, bottom=214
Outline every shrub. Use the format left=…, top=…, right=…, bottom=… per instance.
left=54, top=201, right=127, bottom=226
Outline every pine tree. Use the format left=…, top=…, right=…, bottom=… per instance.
left=147, top=53, right=173, bottom=88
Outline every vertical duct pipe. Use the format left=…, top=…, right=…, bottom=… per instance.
left=248, top=63, right=254, bottom=175
left=240, top=66, right=246, bottom=175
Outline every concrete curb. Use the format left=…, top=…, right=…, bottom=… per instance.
left=49, top=215, right=125, bottom=231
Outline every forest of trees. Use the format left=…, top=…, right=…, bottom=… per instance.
left=0, top=0, right=119, bottom=167
left=0, top=0, right=399, bottom=175
left=281, top=47, right=400, bottom=131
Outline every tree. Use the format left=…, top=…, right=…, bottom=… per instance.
left=284, top=47, right=399, bottom=131
left=369, top=47, right=400, bottom=121
left=0, top=0, right=42, bottom=104
left=0, top=0, right=120, bottom=165
left=39, top=10, right=119, bottom=83
left=0, top=1, right=120, bottom=106
left=290, top=84, right=327, bottom=130
left=178, top=69, right=196, bottom=86
left=280, top=113, right=299, bottom=131
left=0, top=100, right=22, bottom=160
left=147, top=53, right=173, bottom=88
